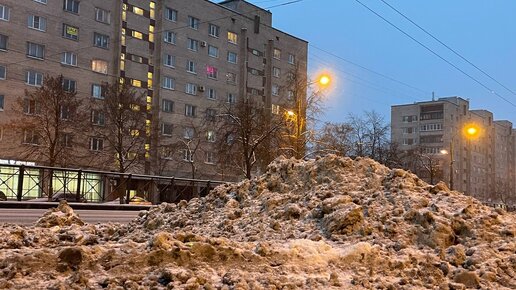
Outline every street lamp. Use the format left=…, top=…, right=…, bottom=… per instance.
left=442, top=124, right=480, bottom=190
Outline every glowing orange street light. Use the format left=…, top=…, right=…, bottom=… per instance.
left=286, top=110, right=296, bottom=117
left=319, top=75, right=331, bottom=86
left=465, top=126, right=479, bottom=137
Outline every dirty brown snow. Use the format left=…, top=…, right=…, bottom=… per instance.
left=0, top=155, right=515, bottom=289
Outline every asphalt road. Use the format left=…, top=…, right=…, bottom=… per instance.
left=0, top=208, right=140, bottom=225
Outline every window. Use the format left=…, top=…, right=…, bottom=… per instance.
left=0, top=95, right=3, bottom=110
left=23, top=99, right=39, bottom=114
left=188, top=16, right=199, bottom=29
left=402, top=138, right=414, bottom=146
left=27, top=42, right=45, bottom=59
left=28, top=15, right=46, bottom=31
left=130, top=55, right=143, bottom=63
left=94, top=33, right=109, bottom=49
left=0, top=34, right=7, bottom=50
left=206, top=131, right=215, bottom=142
left=205, top=152, right=214, bottom=164
left=288, top=54, right=295, bottom=64
left=207, top=88, right=216, bottom=100
left=183, top=127, right=194, bottom=139
left=90, top=138, right=104, bottom=151
left=63, top=0, right=79, bottom=13
left=402, top=127, right=414, bottom=134
left=24, top=130, right=40, bottom=145
left=273, top=67, right=280, bottom=78
left=95, top=7, right=111, bottom=24
left=287, top=90, right=294, bottom=100
left=163, top=54, right=175, bottom=67
left=206, top=66, right=218, bottom=79
left=0, top=65, right=5, bottom=79
left=91, top=110, right=105, bottom=126
left=60, top=105, right=70, bottom=120
left=165, top=7, right=177, bottom=21
left=227, top=32, right=238, bottom=44
left=164, top=31, right=176, bottom=44
left=402, top=115, right=417, bottom=122
left=61, top=52, right=77, bottom=66
left=63, top=24, right=79, bottom=40
left=208, top=45, right=218, bottom=57
left=0, top=5, right=10, bottom=21
left=420, top=123, right=443, bottom=132
left=226, top=72, right=236, bottom=84
left=161, top=123, right=173, bottom=136
left=26, top=71, right=43, bottom=86
left=272, top=84, right=279, bottom=96
left=60, top=133, right=73, bottom=148
left=91, top=60, right=108, bottom=74
left=162, top=76, right=175, bottom=90
left=62, top=78, right=76, bottom=92
left=187, top=38, right=199, bottom=51
left=187, top=60, right=196, bottom=74
left=182, top=149, right=194, bottom=162
left=162, top=99, right=173, bottom=112
left=206, top=108, right=217, bottom=121
left=131, top=79, right=142, bottom=87
left=185, top=104, right=196, bottom=117
left=227, top=93, right=236, bottom=104
left=273, top=48, right=281, bottom=60
left=186, top=83, right=197, bottom=95
left=226, top=133, right=235, bottom=145
left=132, top=7, right=144, bottom=15
left=227, top=52, right=237, bottom=64
left=92, top=84, right=104, bottom=99
left=209, top=24, right=219, bottom=37
left=271, top=104, right=280, bottom=115
left=34, top=0, right=48, bottom=3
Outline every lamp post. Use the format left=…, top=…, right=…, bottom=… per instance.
left=440, top=124, right=479, bottom=191
left=286, top=73, right=331, bottom=158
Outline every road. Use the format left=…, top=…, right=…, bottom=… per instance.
left=0, top=208, right=140, bottom=225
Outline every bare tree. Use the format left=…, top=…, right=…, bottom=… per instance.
left=403, top=146, right=443, bottom=185
left=312, top=122, right=354, bottom=157
left=364, top=110, right=389, bottom=161
left=90, top=82, right=147, bottom=174
left=11, top=74, right=84, bottom=167
left=493, top=180, right=513, bottom=208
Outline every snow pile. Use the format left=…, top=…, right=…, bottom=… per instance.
left=36, top=200, right=85, bottom=228
left=0, top=155, right=515, bottom=289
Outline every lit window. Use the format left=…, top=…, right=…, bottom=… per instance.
left=273, top=67, right=280, bottom=78
left=92, top=84, right=104, bottom=99
left=206, top=131, right=215, bottom=142
left=208, top=45, right=218, bottom=57
left=0, top=5, right=9, bottom=21
left=273, top=48, right=281, bottom=60
left=95, top=7, right=111, bottom=24
left=185, top=104, right=196, bottom=117
left=188, top=38, right=199, bottom=51
left=187, top=60, right=196, bottom=73
left=272, top=104, right=280, bottom=115
left=90, top=138, right=104, bottom=151
left=162, top=99, right=173, bottom=112
left=288, top=53, right=295, bottom=64
left=133, top=7, right=144, bottom=15
left=227, top=32, right=238, bottom=44
left=163, top=54, right=175, bottom=67
left=188, top=16, right=199, bottom=29
left=162, top=76, right=175, bottom=89
left=26, top=71, right=43, bottom=86
left=206, top=66, right=218, bottom=79
left=63, top=24, right=79, bottom=40
left=28, top=15, right=46, bottom=31
left=94, top=33, right=109, bottom=49
left=131, top=79, right=142, bottom=87
left=186, top=83, right=197, bottom=95
left=63, top=0, right=80, bottom=14
left=209, top=24, right=219, bottom=37
left=91, top=60, right=108, bottom=74
left=27, top=42, right=45, bottom=59
left=165, top=7, right=177, bottom=21
left=132, top=31, right=143, bottom=40
left=61, top=52, right=77, bottom=66
left=227, top=52, right=237, bottom=64
left=164, top=31, right=176, bottom=44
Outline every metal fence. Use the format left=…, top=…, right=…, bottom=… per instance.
left=0, top=163, right=226, bottom=204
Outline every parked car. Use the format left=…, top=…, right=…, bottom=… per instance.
left=129, top=196, right=152, bottom=205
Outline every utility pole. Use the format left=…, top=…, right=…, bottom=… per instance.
left=449, top=139, right=454, bottom=190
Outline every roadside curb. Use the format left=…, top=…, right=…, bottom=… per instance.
left=0, top=201, right=152, bottom=211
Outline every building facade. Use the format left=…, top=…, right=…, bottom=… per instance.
left=0, top=0, right=307, bottom=180
left=391, top=97, right=515, bottom=206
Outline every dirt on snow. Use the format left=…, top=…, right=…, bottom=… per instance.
left=0, top=155, right=515, bottom=289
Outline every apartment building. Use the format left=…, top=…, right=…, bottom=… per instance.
left=0, top=0, right=308, bottom=180
left=391, top=97, right=515, bottom=205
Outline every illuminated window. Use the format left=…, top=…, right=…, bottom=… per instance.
left=133, top=6, right=144, bottom=15
left=91, top=59, right=108, bottom=74
left=63, top=24, right=79, bottom=40
left=227, top=31, right=238, bottom=44
left=206, top=131, right=215, bottom=142
left=131, top=79, right=142, bottom=87
left=206, top=66, right=218, bottom=79
left=132, top=31, right=143, bottom=40
left=271, top=104, right=280, bottom=115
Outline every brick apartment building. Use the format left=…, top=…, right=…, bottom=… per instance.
left=0, top=0, right=308, bottom=180
left=391, top=97, right=515, bottom=206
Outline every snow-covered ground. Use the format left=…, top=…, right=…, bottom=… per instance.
left=0, top=155, right=514, bottom=289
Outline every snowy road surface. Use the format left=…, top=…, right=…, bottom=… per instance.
left=0, top=208, right=139, bottom=225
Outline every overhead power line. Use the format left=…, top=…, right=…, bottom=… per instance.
left=379, top=0, right=516, bottom=97
left=353, top=0, right=516, bottom=109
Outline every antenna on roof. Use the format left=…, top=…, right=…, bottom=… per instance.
left=432, top=91, right=435, bottom=101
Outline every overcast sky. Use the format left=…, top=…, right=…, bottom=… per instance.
left=242, top=0, right=516, bottom=124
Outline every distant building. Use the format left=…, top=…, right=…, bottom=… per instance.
left=391, top=97, right=515, bottom=206
left=0, top=0, right=307, bottom=180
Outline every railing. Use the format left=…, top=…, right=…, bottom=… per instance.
left=0, top=163, right=227, bottom=204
